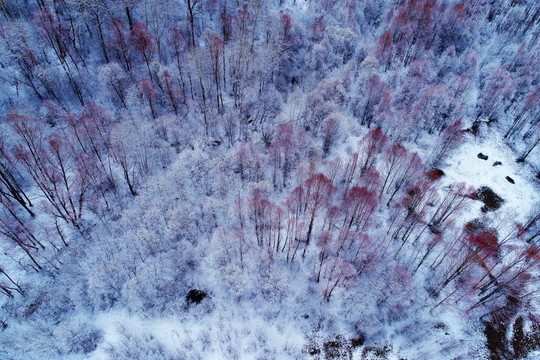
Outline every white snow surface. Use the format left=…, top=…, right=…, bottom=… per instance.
left=442, top=134, right=539, bottom=222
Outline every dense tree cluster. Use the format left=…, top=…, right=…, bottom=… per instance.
left=0, top=0, right=538, bottom=358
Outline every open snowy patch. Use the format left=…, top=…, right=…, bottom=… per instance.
left=442, top=134, right=539, bottom=222
left=88, top=306, right=306, bottom=360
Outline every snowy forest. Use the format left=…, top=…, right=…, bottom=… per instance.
left=0, top=0, right=539, bottom=358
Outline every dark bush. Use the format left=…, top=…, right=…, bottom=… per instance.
left=186, top=289, right=207, bottom=305
left=484, top=320, right=509, bottom=360
left=512, top=315, right=540, bottom=359
left=350, top=334, right=365, bottom=348
left=476, top=186, right=504, bottom=212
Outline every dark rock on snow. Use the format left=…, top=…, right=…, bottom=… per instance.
left=186, top=289, right=207, bottom=305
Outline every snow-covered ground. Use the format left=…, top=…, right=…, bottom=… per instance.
left=443, top=134, right=539, bottom=222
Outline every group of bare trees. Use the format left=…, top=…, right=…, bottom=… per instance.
left=227, top=126, right=538, bottom=310
left=370, top=0, right=540, bottom=159
left=0, top=101, right=168, bottom=295
left=0, top=3, right=537, bottom=348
